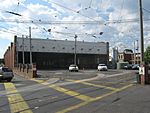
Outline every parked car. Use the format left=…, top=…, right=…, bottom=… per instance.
left=124, top=64, right=133, bottom=70
left=0, top=67, right=14, bottom=82
left=97, top=64, right=108, bottom=71
left=132, top=64, right=140, bottom=70
left=69, top=64, right=79, bottom=72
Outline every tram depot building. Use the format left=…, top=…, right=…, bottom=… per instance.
left=4, top=36, right=109, bottom=70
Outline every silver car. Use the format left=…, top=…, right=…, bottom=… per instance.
left=0, top=67, right=14, bottom=82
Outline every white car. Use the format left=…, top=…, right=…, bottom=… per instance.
left=97, top=64, right=108, bottom=71
left=0, top=67, right=14, bottom=82
left=69, top=64, right=79, bottom=72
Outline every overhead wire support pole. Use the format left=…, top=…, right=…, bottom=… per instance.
left=29, top=27, right=32, bottom=64
left=74, top=35, right=77, bottom=65
left=134, top=41, right=136, bottom=64
left=22, top=35, right=25, bottom=65
left=139, top=0, right=144, bottom=64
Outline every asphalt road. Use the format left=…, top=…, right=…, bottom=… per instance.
left=1, top=69, right=150, bottom=113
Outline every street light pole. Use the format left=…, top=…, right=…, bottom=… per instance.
left=74, top=35, right=77, bottom=65
left=139, top=0, right=144, bottom=64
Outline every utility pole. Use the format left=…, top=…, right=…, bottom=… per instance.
left=139, top=0, right=144, bottom=64
left=134, top=41, right=136, bottom=64
left=29, top=27, right=32, bottom=64
left=136, top=40, right=139, bottom=64
left=74, top=35, right=77, bottom=65
left=22, top=35, right=25, bottom=64
left=16, top=40, right=18, bottom=66
left=138, top=0, right=149, bottom=85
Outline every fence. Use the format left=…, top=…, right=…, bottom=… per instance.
left=13, top=63, right=37, bottom=79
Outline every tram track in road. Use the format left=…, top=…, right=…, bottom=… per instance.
left=29, top=71, right=134, bottom=113
left=0, top=70, right=136, bottom=113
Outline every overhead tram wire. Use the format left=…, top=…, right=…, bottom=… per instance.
left=0, top=9, right=25, bottom=35
left=52, top=30, right=103, bottom=36
left=0, top=2, right=101, bottom=37
left=14, top=2, right=68, bottom=36
left=117, top=0, right=125, bottom=22
left=43, top=0, right=98, bottom=21
left=1, top=6, right=48, bottom=37
left=0, top=24, right=28, bottom=36
left=0, top=18, right=148, bottom=24
left=1, top=1, right=141, bottom=35
left=89, top=0, right=93, bottom=8
left=0, top=7, right=29, bottom=36
left=1, top=9, right=150, bottom=37
left=13, top=2, right=46, bottom=34
left=5, top=0, right=104, bottom=37
left=143, top=8, right=150, bottom=14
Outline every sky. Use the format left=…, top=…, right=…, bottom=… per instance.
left=0, top=0, right=150, bottom=58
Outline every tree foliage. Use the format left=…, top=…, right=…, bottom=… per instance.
left=124, top=49, right=133, bottom=53
left=144, top=46, right=150, bottom=63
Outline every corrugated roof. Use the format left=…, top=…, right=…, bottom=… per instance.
left=16, top=37, right=108, bottom=55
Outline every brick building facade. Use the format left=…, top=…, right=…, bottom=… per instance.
left=4, top=36, right=109, bottom=70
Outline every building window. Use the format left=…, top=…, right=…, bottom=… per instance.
left=72, top=48, right=74, bottom=50
left=52, top=47, right=55, bottom=49
left=97, top=49, right=100, bottom=51
left=42, top=46, right=45, bottom=49
left=62, top=47, right=65, bottom=49
left=81, top=48, right=83, bottom=50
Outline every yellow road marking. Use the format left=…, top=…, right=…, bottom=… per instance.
left=49, top=85, right=93, bottom=101
left=31, top=79, right=93, bottom=101
left=94, top=84, right=133, bottom=100
left=67, top=79, right=118, bottom=91
left=30, top=78, right=45, bottom=83
left=31, top=79, right=133, bottom=113
left=56, top=84, right=133, bottom=113
left=4, top=83, right=33, bottom=113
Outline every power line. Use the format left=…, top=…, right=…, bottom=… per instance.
left=89, top=0, right=93, bottom=8
left=0, top=18, right=146, bottom=24
left=44, top=0, right=98, bottom=21
left=5, top=10, right=22, bottom=16
left=118, top=0, right=125, bottom=22
left=0, top=25, right=27, bottom=36
left=143, top=8, right=150, bottom=14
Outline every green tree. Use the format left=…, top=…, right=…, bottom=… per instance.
left=144, top=46, right=150, bottom=63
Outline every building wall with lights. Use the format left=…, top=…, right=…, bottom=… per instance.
left=4, top=36, right=109, bottom=70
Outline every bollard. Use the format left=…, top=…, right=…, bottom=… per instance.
left=32, top=63, right=37, bottom=78
left=136, top=73, right=141, bottom=84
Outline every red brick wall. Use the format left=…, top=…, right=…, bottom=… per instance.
left=4, top=43, right=15, bottom=69
left=124, top=53, right=133, bottom=63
